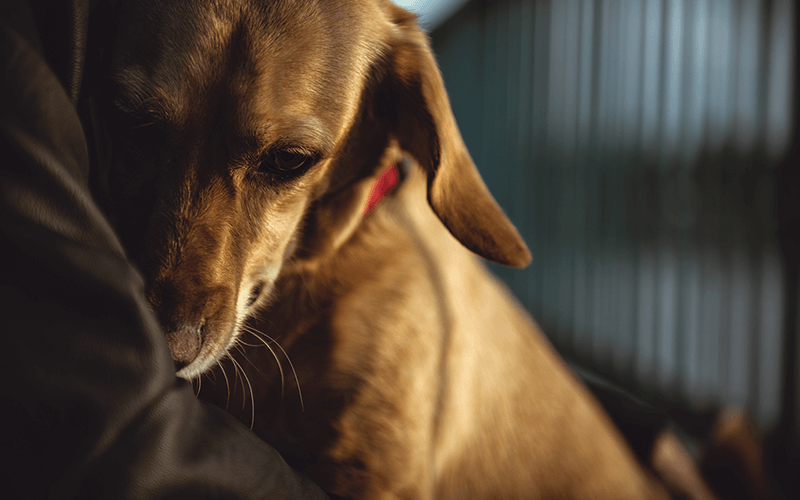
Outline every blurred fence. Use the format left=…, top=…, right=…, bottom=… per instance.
left=431, top=0, right=796, bottom=435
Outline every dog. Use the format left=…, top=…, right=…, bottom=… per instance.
left=91, top=0, right=743, bottom=498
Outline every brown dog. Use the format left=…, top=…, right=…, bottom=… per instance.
left=94, top=0, right=716, bottom=498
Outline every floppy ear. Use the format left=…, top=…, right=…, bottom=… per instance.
left=378, top=6, right=531, bottom=268
left=299, top=5, right=530, bottom=268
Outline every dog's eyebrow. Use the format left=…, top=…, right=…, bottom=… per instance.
left=108, top=68, right=175, bottom=119
left=249, top=117, right=335, bottom=158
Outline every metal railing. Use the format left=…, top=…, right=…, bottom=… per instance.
left=431, top=0, right=797, bottom=440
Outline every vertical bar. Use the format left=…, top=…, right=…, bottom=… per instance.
left=697, top=0, right=735, bottom=407
left=641, top=0, right=663, bottom=153
left=765, top=0, right=795, bottom=162
left=758, top=247, right=784, bottom=428
left=480, top=0, right=498, bottom=188
left=683, top=0, right=710, bottom=166
left=655, top=0, right=685, bottom=394
left=728, top=249, right=753, bottom=405
left=770, top=2, right=800, bottom=497
left=504, top=0, right=523, bottom=297
left=735, top=0, right=761, bottom=155
left=661, top=0, right=685, bottom=161
left=557, top=0, right=581, bottom=345
left=530, top=0, right=551, bottom=327
left=614, top=0, right=645, bottom=377
left=546, top=0, right=566, bottom=341
left=706, top=0, right=735, bottom=152
left=635, top=0, right=664, bottom=387
left=513, top=0, right=534, bottom=310
left=571, top=0, right=594, bottom=359
left=591, top=0, right=615, bottom=365
left=611, top=0, right=626, bottom=374
left=678, top=0, right=710, bottom=403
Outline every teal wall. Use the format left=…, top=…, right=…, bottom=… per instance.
left=430, top=0, right=796, bottom=432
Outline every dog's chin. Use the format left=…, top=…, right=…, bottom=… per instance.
left=176, top=358, right=217, bottom=381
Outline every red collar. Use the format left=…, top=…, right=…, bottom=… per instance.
left=363, top=164, right=399, bottom=215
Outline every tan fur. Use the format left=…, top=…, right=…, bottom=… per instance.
left=98, top=1, right=702, bottom=498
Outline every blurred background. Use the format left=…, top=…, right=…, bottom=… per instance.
left=398, top=0, right=798, bottom=495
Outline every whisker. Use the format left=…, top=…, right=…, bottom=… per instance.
left=238, top=339, right=264, bottom=348
left=242, top=325, right=286, bottom=401
left=227, top=354, right=243, bottom=404
left=216, top=358, right=231, bottom=411
left=244, top=324, right=304, bottom=413
left=271, top=336, right=305, bottom=413
left=236, top=337, right=266, bottom=376
left=235, top=343, right=269, bottom=428
left=229, top=355, right=255, bottom=430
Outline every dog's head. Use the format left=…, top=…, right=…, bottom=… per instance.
left=95, top=0, right=531, bottom=379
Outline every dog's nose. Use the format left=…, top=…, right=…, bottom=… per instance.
left=164, top=324, right=203, bottom=370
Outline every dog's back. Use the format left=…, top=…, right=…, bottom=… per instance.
left=199, top=163, right=669, bottom=500
left=393, top=165, right=668, bottom=499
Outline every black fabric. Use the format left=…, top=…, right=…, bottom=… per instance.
left=1, top=1, right=330, bottom=498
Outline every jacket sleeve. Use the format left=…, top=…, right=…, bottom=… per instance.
left=0, top=2, right=331, bottom=498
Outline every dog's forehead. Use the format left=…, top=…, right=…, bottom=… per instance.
left=239, top=1, right=390, bottom=148
left=109, top=0, right=392, bottom=149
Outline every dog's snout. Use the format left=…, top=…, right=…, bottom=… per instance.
left=146, top=277, right=238, bottom=376
left=165, top=324, right=203, bottom=370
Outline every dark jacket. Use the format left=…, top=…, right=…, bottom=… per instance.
left=1, top=1, right=330, bottom=498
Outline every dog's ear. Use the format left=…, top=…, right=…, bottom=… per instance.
left=299, top=5, right=530, bottom=268
left=378, top=6, right=531, bottom=268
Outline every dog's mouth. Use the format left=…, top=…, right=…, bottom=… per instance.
left=246, top=282, right=265, bottom=309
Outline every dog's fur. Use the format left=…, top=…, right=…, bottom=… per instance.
left=94, top=0, right=721, bottom=498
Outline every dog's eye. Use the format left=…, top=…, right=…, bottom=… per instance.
left=260, top=149, right=316, bottom=178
